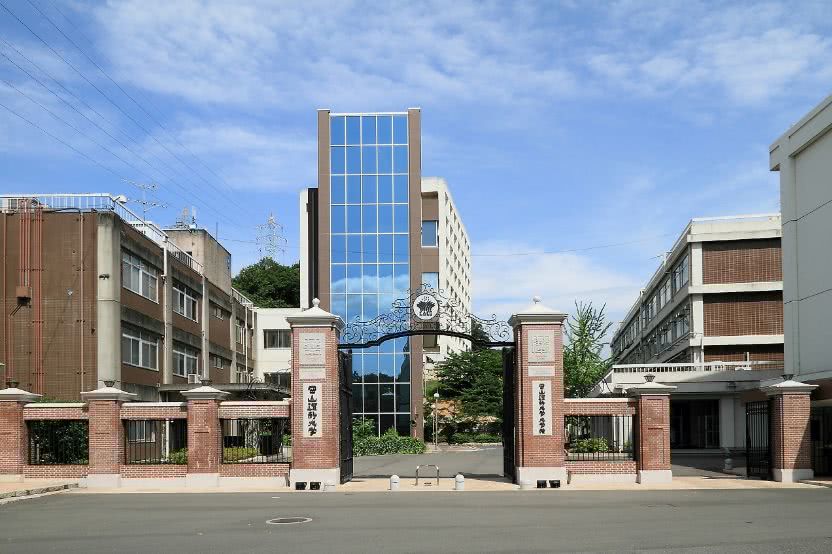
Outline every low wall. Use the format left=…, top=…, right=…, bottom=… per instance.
left=121, top=465, right=188, bottom=478
left=563, top=398, right=637, bottom=416
left=24, top=465, right=89, bottom=479
left=219, top=463, right=290, bottom=477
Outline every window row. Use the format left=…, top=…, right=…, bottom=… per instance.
left=331, top=293, right=411, bottom=322
left=331, top=204, right=409, bottom=234
left=122, top=250, right=158, bottom=302
left=354, top=413, right=412, bottom=438
left=331, top=234, right=409, bottom=264
left=352, top=383, right=410, bottom=413
left=330, top=114, right=408, bottom=146
left=332, top=264, right=410, bottom=294
left=173, top=283, right=199, bottom=321
left=264, top=329, right=292, bottom=349
left=351, top=352, right=411, bottom=383
left=121, top=326, right=159, bottom=370
left=173, top=344, right=200, bottom=377
left=330, top=145, right=408, bottom=175
left=331, top=175, right=408, bottom=205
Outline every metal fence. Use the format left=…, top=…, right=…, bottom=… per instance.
left=124, top=419, right=188, bottom=464
left=565, top=415, right=636, bottom=461
left=221, top=418, right=291, bottom=463
left=27, top=420, right=89, bottom=465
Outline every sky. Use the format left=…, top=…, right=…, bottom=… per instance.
left=1, top=0, right=831, bottom=333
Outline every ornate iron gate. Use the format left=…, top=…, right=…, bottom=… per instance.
left=339, top=350, right=354, bottom=484
left=502, top=346, right=516, bottom=482
left=745, top=400, right=771, bottom=479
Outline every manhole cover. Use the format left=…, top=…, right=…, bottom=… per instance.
left=266, top=517, right=312, bottom=525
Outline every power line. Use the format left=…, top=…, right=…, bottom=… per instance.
left=29, top=0, right=249, bottom=214
left=0, top=0, right=248, bottom=227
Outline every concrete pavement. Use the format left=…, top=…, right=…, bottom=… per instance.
left=2, top=489, right=832, bottom=553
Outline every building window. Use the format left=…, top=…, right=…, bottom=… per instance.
left=212, top=304, right=225, bottom=320
left=121, top=326, right=159, bottom=370
left=173, top=284, right=199, bottom=321
left=173, top=345, right=199, bottom=377
left=236, top=319, right=245, bottom=345
left=422, top=220, right=438, bottom=247
left=421, top=272, right=439, bottom=292
left=659, top=279, right=671, bottom=309
left=126, top=420, right=156, bottom=443
left=212, top=355, right=227, bottom=370
left=672, top=255, right=689, bottom=293
left=236, top=364, right=251, bottom=383
left=122, top=251, right=158, bottom=301
left=264, top=329, right=292, bottom=349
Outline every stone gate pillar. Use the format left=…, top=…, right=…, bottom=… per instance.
left=508, top=297, right=568, bottom=485
left=286, top=299, right=345, bottom=489
left=0, top=387, right=40, bottom=482
left=764, top=377, right=817, bottom=482
left=81, top=384, right=137, bottom=488
left=182, top=385, right=229, bottom=488
left=628, top=376, right=676, bottom=484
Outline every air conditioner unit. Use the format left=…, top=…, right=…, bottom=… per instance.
left=187, top=373, right=201, bottom=384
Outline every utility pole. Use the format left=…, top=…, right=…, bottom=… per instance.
left=256, top=213, right=287, bottom=260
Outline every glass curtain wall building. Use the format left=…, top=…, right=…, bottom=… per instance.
left=327, top=111, right=418, bottom=436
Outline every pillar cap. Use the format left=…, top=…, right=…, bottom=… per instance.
left=285, top=298, right=345, bottom=332
left=508, top=296, right=567, bottom=327
left=763, top=377, right=818, bottom=396
left=81, top=385, right=137, bottom=402
left=627, top=374, right=677, bottom=396
left=181, top=385, right=230, bottom=400
left=0, top=387, right=41, bottom=403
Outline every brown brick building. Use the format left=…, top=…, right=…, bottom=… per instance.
left=0, top=194, right=258, bottom=401
left=611, top=214, right=784, bottom=366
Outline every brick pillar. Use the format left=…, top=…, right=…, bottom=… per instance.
left=508, top=297, right=568, bottom=485
left=0, top=387, right=40, bottom=482
left=629, top=375, right=676, bottom=484
left=182, top=386, right=229, bottom=488
left=764, top=378, right=817, bottom=482
left=81, top=384, right=137, bottom=488
left=286, top=298, right=344, bottom=489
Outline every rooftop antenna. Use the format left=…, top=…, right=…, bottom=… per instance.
left=124, top=181, right=166, bottom=221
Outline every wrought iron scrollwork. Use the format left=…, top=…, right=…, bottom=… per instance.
left=340, top=284, right=513, bottom=347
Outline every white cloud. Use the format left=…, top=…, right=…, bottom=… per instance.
left=472, top=240, right=643, bottom=323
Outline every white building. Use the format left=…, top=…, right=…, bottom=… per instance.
left=254, top=308, right=301, bottom=388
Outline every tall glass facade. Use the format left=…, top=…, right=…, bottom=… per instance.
left=329, top=113, right=411, bottom=436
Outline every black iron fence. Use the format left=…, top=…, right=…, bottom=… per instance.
left=124, top=419, right=188, bottom=464
left=811, top=406, right=832, bottom=477
left=221, top=418, right=291, bottom=463
left=565, top=415, right=636, bottom=461
left=27, top=420, right=89, bottom=465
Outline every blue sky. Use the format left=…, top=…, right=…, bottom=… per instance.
left=2, top=0, right=831, bottom=329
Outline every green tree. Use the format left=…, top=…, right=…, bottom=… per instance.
left=232, top=257, right=300, bottom=308
left=435, top=348, right=503, bottom=419
left=563, top=301, right=613, bottom=398
left=470, top=319, right=491, bottom=351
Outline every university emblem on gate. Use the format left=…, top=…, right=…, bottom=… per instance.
left=412, top=293, right=439, bottom=321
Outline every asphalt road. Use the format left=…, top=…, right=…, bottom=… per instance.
left=2, top=489, right=832, bottom=553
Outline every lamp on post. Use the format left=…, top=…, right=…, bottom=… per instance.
left=433, top=391, right=440, bottom=451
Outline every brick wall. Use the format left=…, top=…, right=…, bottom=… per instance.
left=563, top=399, right=638, bottom=416
left=219, top=463, right=290, bottom=477
left=702, top=239, right=782, bottom=284
left=120, top=465, right=187, bottom=478
left=23, top=405, right=88, bottom=420
left=218, top=402, right=290, bottom=419
left=636, top=395, right=671, bottom=471
left=770, top=393, right=812, bottom=471
left=87, top=400, right=124, bottom=475
left=120, top=403, right=187, bottom=419
left=704, top=345, right=784, bottom=363
left=186, top=399, right=222, bottom=474
left=24, top=465, right=88, bottom=479
left=703, top=292, right=783, bottom=336
left=0, top=402, right=27, bottom=476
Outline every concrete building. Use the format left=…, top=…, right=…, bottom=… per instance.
left=611, top=214, right=784, bottom=366
left=599, top=214, right=785, bottom=452
left=299, top=109, right=472, bottom=437
left=0, top=193, right=258, bottom=401
left=770, top=92, right=832, bottom=476
left=254, top=307, right=301, bottom=389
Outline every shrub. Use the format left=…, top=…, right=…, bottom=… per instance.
left=223, top=447, right=259, bottom=462
left=449, top=432, right=501, bottom=444
left=570, top=438, right=610, bottom=453
left=282, top=434, right=292, bottom=447
left=167, top=448, right=188, bottom=465
left=353, top=428, right=426, bottom=456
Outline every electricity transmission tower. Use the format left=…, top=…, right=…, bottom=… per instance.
left=256, top=213, right=287, bottom=259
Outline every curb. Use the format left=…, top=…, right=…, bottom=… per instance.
left=0, top=483, right=78, bottom=501
left=799, top=480, right=832, bottom=489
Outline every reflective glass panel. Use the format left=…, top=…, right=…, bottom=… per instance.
left=362, top=235, right=377, bottom=263
left=330, top=116, right=345, bottom=145
left=362, top=145, right=377, bottom=174
left=330, top=147, right=345, bottom=174
left=346, top=146, right=361, bottom=174
left=331, top=235, right=346, bottom=263
left=396, top=385, right=410, bottom=412
left=363, top=354, right=378, bottom=383
left=362, top=205, right=377, bottom=233
left=378, top=175, right=393, bottom=203
left=378, top=264, right=394, bottom=291
left=346, top=205, right=361, bottom=233
left=364, top=384, right=379, bottom=411
left=362, top=176, right=377, bottom=203
left=378, top=205, right=393, bottom=233
left=393, top=115, right=408, bottom=144
left=330, top=205, right=345, bottom=233
left=378, top=146, right=393, bottom=173
left=346, top=264, right=362, bottom=293
left=377, top=116, right=392, bottom=144
left=346, top=116, right=360, bottom=145
left=393, top=175, right=408, bottom=203
left=380, top=384, right=395, bottom=411
left=346, top=176, right=361, bottom=203
left=331, top=176, right=346, bottom=204
left=361, top=116, right=376, bottom=144
left=393, top=205, right=409, bottom=233
left=347, top=234, right=361, bottom=263
left=378, top=234, right=394, bottom=262
left=421, top=220, right=438, bottom=246
left=331, top=264, right=347, bottom=293
left=393, top=146, right=408, bottom=173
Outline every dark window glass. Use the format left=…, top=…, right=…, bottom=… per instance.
left=421, top=220, right=438, bottom=246
left=396, top=384, right=410, bottom=412
left=380, top=414, right=395, bottom=435
left=380, top=384, right=395, bottom=411
left=396, top=413, right=411, bottom=436
left=364, top=384, right=379, bottom=411
left=352, top=383, right=363, bottom=412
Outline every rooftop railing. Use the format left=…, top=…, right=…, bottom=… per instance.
left=232, top=287, right=254, bottom=308
left=611, top=360, right=784, bottom=373
left=1, top=193, right=203, bottom=275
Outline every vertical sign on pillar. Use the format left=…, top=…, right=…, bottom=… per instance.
left=533, top=381, right=552, bottom=435
left=303, top=383, right=323, bottom=438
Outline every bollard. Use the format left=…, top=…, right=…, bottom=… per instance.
left=389, top=475, right=400, bottom=491
left=519, top=480, right=534, bottom=490
left=454, top=474, right=465, bottom=491
left=723, top=447, right=733, bottom=472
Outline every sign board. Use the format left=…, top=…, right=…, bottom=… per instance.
left=303, top=383, right=323, bottom=438
left=300, top=334, right=326, bottom=366
left=533, top=380, right=552, bottom=436
left=527, top=330, right=555, bottom=363
left=299, top=367, right=326, bottom=380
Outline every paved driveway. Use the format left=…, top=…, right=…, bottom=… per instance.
left=354, top=445, right=503, bottom=477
